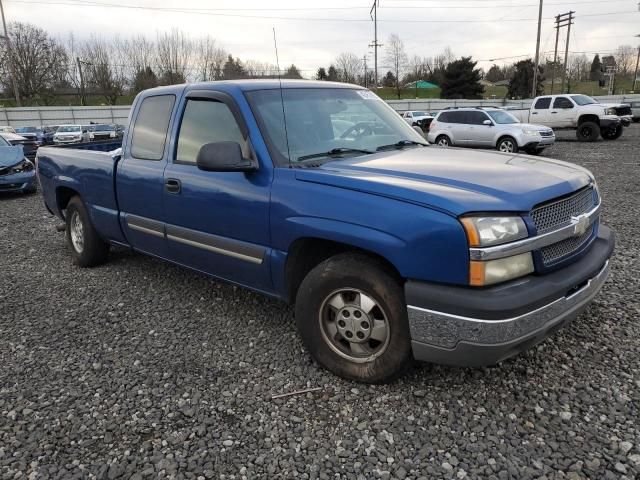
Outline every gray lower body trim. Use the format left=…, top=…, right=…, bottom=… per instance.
left=408, top=260, right=610, bottom=360
left=126, top=214, right=165, bottom=238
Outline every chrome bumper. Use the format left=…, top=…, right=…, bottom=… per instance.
left=408, top=260, right=610, bottom=364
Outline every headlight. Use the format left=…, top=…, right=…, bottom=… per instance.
left=521, top=128, right=541, bottom=136
left=9, top=159, right=34, bottom=174
left=470, top=252, right=534, bottom=286
left=606, top=107, right=617, bottom=115
left=460, top=216, right=528, bottom=247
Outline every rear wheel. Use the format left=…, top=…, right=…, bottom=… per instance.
left=65, top=196, right=109, bottom=267
left=602, top=124, right=623, bottom=140
left=497, top=136, right=518, bottom=153
left=435, top=135, right=451, bottom=147
left=576, top=122, right=600, bottom=142
left=295, top=253, right=413, bottom=383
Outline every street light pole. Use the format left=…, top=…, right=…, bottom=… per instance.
left=633, top=35, right=640, bottom=93
left=0, top=0, right=21, bottom=106
left=532, top=0, right=543, bottom=98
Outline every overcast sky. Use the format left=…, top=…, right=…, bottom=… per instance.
left=4, top=0, right=640, bottom=76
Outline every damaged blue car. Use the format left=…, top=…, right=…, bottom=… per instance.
left=0, top=136, right=37, bottom=194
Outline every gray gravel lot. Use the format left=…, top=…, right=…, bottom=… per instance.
left=1, top=125, right=639, bottom=480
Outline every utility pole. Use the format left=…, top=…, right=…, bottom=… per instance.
left=560, top=11, right=574, bottom=94
left=76, top=57, right=86, bottom=106
left=605, top=66, right=615, bottom=95
left=368, top=0, right=382, bottom=88
left=550, top=15, right=560, bottom=94
left=0, top=0, right=21, bottom=106
left=362, top=55, right=368, bottom=88
left=633, top=35, right=640, bottom=93
left=532, top=0, right=543, bottom=99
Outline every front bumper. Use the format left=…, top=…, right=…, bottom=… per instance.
left=619, top=115, right=632, bottom=127
left=406, top=225, right=615, bottom=367
left=600, top=116, right=621, bottom=131
left=0, top=170, right=36, bottom=192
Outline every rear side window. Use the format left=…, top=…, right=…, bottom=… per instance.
left=131, top=95, right=175, bottom=160
left=176, top=99, right=245, bottom=164
left=466, top=111, right=489, bottom=125
left=534, top=97, right=552, bottom=109
left=438, top=111, right=463, bottom=123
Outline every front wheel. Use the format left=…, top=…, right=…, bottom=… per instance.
left=497, top=137, right=518, bottom=153
left=295, top=253, right=413, bottom=383
left=65, top=196, right=110, bottom=267
left=602, top=124, right=623, bottom=140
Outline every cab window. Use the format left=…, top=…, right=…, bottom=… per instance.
left=131, top=95, right=176, bottom=160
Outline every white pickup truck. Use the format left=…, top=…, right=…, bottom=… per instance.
left=507, top=94, right=626, bottom=142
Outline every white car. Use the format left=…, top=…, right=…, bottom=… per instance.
left=401, top=110, right=434, bottom=127
left=427, top=107, right=555, bottom=155
left=53, top=125, right=86, bottom=144
left=0, top=126, right=16, bottom=134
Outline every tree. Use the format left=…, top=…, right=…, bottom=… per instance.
left=156, top=29, right=192, bottom=85
left=614, top=45, right=635, bottom=76
left=384, top=34, right=407, bottom=99
left=485, top=64, right=502, bottom=83
left=133, top=66, right=158, bottom=93
left=440, top=57, right=484, bottom=99
left=507, top=59, right=544, bottom=99
left=194, top=36, right=226, bottom=81
left=382, top=70, right=396, bottom=87
left=0, top=22, right=67, bottom=103
left=327, top=65, right=338, bottom=81
left=81, top=37, right=126, bottom=105
left=285, top=64, right=302, bottom=79
left=334, top=52, right=362, bottom=84
left=316, top=67, right=327, bottom=80
left=589, top=54, right=602, bottom=81
left=222, top=55, right=245, bottom=80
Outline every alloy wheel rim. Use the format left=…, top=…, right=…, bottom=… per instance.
left=70, top=211, right=84, bottom=253
left=438, top=138, right=449, bottom=147
left=319, top=288, right=390, bottom=363
left=500, top=140, right=514, bottom=152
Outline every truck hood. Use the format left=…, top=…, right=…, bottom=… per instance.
left=294, top=147, right=593, bottom=215
left=0, top=145, right=25, bottom=167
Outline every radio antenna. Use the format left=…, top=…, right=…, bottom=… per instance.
left=273, top=28, right=291, bottom=167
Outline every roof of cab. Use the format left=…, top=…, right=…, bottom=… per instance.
left=138, top=79, right=365, bottom=97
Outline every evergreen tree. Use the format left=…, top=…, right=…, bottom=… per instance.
left=382, top=71, right=396, bottom=87
left=316, top=67, right=327, bottom=80
left=285, top=64, right=302, bottom=79
left=327, top=65, right=338, bottom=81
left=441, top=57, right=484, bottom=99
left=507, top=59, right=544, bottom=99
left=485, top=64, right=502, bottom=83
left=590, top=54, right=602, bottom=81
left=222, top=55, right=245, bottom=80
left=133, top=66, right=158, bottom=93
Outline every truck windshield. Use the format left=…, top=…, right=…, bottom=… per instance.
left=246, top=88, right=425, bottom=165
left=93, top=124, right=114, bottom=131
left=571, top=95, right=597, bottom=106
left=487, top=110, right=519, bottom=124
left=57, top=126, right=81, bottom=133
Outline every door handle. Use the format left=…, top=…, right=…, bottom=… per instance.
left=531, top=112, right=538, bottom=115
left=165, top=178, right=181, bottom=194
left=551, top=111, right=558, bottom=114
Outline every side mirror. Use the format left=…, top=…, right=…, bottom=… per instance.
left=196, top=141, right=257, bottom=173
left=483, top=119, right=493, bottom=126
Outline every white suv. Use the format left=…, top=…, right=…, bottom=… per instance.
left=427, top=107, right=555, bottom=155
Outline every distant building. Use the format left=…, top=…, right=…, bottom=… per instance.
left=403, top=80, right=439, bottom=89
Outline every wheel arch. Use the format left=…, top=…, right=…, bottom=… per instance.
left=578, top=114, right=600, bottom=126
left=55, top=185, right=81, bottom=216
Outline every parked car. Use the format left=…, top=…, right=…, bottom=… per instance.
left=15, top=126, right=45, bottom=145
left=427, top=107, right=555, bottom=155
left=507, top=95, right=625, bottom=141
left=42, top=125, right=60, bottom=145
left=114, top=124, right=126, bottom=139
left=53, top=125, right=86, bottom=144
left=88, top=123, right=117, bottom=141
left=0, top=134, right=36, bottom=194
left=402, top=110, right=435, bottom=132
left=0, top=132, right=39, bottom=161
left=0, top=126, right=16, bottom=134
left=37, top=80, right=614, bottom=383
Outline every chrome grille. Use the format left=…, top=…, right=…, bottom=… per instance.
left=531, top=187, right=596, bottom=234
left=540, top=130, right=554, bottom=137
left=541, top=226, right=593, bottom=265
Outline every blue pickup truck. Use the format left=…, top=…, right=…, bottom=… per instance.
left=36, top=80, right=615, bottom=383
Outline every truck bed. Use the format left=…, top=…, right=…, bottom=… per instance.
left=37, top=142, right=126, bottom=244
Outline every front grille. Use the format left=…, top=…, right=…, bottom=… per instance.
left=615, top=106, right=632, bottom=116
left=531, top=186, right=596, bottom=234
left=541, top=226, right=593, bottom=265
left=540, top=130, right=554, bottom=137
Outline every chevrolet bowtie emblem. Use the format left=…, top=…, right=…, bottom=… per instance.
left=571, top=214, right=590, bottom=236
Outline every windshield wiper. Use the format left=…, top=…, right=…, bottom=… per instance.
left=376, top=140, right=428, bottom=151
left=296, top=147, right=375, bottom=162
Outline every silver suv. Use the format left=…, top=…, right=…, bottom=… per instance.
left=427, top=107, right=555, bottom=155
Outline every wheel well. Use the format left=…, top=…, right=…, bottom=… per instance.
left=496, top=135, right=517, bottom=146
left=578, top=114, right=600, bottom=126
left=284, top=238, right=402, bottom=304
left=56, top=186, right=79, bottom=213
left=435, top=134, right=450, bottom=142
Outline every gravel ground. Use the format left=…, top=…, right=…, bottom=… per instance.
left=1, top=125, right=639, bottom=480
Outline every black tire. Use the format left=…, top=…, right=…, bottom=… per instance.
left=435, top=135, right=451, bottom=147
left=65, top=196, right=109, bottom=267
left=602, top=124, right=623, bottom=140
left=295, top=253, right=413, bottom=383
left=496, top=136, right=519, bottom=154
left=576, top=121, right=600, bottom=142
